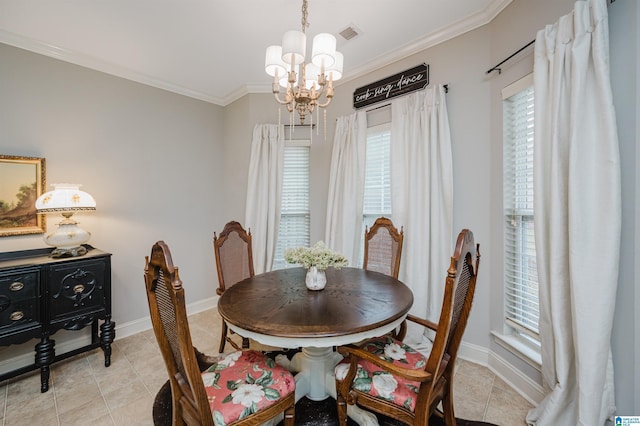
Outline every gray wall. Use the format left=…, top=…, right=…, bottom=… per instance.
left=0, top=0, right=637, bottom=415
left=0, top=43, right=226, bottom=323
left=609, top=0, right=640, bottom=414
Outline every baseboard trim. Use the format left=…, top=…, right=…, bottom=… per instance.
left=458, top=340, right=490, bottom=365
left=458, top=341, right=545, bottom=406
left=115, top=296, right=217, bottom=339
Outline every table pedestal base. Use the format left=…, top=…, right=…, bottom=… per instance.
left=276, top=347, right=380, bottom=426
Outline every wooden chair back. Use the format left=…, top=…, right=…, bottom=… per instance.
left=144, top=241, right=214, bottom=425
left=214, top=221, right=254, bottom=351
left=363, top=217, right=404, bottom=279
left=213, top=221, right=254, bottom=295
left=424, top=229, right=480, bottom=396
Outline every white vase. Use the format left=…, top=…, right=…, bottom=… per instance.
left=305, top=266, right=327, bottom=290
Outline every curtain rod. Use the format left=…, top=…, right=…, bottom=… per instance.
left=486, top=40, right=535, bottom=75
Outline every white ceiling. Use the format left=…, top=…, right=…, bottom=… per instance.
left=0, top=0, right=510, bottom=106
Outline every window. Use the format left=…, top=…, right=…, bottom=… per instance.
left=360, top=122, right=392, bottom=265
left=273, top=139, right=310, bottom=270
left=502, top=74, right=540, bottom=344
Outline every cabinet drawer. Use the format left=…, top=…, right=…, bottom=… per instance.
left=48, top=259, right=107, bottom=320
left=0, top=297, right=39, bottom=330
left=0, top=270, right=39, bottom=301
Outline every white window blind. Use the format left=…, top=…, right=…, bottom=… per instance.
left=503, top=75, right=540, bottom=340
left=360, top=122, right=392, bottom=266
left=273, top=141, right=310, bottom=270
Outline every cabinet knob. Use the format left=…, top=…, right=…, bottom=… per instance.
left=9, top=282, right=24, bottom=291
left=73, top=284, right=85, bottom=294
left=10, top=311, right=24, bottom=321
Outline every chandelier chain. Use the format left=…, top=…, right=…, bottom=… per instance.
left=301, top=0, right=309, bottom=33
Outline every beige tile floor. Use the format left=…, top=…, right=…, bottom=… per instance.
left=0, top=308, right=533, bottom=425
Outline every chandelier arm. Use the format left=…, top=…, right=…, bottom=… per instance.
left=316, top=81, right=334, bottom=108
left=316, top=97, right=333, bottom=109
left=273, top=92, right=292, bottom=107
left=313, top=81, right=326, bottom=98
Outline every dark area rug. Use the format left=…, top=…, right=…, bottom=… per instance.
left=275, top=395, right=498, bottom=426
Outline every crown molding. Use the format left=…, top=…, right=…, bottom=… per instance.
left=1, top=0, right=511, bottom=107
left=338, top=0, right=512, bottom=87
left=0, top=29, right=225, bottom=105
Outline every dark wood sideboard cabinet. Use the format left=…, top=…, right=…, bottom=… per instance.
left=0, top=245, right=115, bottom=392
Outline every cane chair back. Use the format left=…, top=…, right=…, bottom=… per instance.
left=213, top=221, right=254, bottom=352
left=363, top=217, right=404, bottom=279
left=144, top=241, right=295, bottom=426
left=336, top=229, right=480, bottom=426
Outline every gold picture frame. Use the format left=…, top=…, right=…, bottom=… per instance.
left=0, top=155, right=46, bottom=237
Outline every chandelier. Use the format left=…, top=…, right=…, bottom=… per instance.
left=264, top=0, right=343, bottom=125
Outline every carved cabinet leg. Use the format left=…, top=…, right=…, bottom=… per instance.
left=35, top=334, right=55, bottom=393
left=100, top=317, right=116, bottom=367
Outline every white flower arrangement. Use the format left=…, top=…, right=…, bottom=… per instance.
left=284, top=241, right=349, bottom=271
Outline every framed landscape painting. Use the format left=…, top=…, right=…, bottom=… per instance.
left=0, top=155, right=46, bottom=237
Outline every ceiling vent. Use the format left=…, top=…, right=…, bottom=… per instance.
left=339, top=24, right=361, bottom=41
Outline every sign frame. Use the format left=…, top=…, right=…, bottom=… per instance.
left=353, top=63, right=429, bottom=109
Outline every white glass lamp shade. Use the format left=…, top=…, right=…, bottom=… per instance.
left=311, top=33, right=336, bottom=68
left=326, top=51, right=343, bottom=81
left=35, top=184, right=96, bottom=258
left=281, top=30, right=306, bottom=66
left=35, top=183, right=96, bottom=213
left=265, top=45, right=287, bottom=78
left=304, top=63, right=320, bottom=90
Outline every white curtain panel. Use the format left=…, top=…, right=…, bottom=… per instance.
left=324, top=111, right=367, bottom=264
left=528, top=1, right=620, bottom=424
left=245, top=124, right=285, bottom=274
left=390, top=85, right=453, bottom=343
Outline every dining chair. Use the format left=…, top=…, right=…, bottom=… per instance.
left=363, top=216, right=406, bottom=339
left=335, top=229, right=480, bottom=426
left=213, top=221, right=254, bottom=352
left=363, top=217, right=404, bottom=279
left=144, top=241, right=295, bottom=426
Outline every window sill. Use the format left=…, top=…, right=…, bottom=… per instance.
left=491, top=331, right=542, bottom=371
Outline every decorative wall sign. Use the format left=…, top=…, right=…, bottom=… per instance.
left=353, top=63, right=429, bottom=109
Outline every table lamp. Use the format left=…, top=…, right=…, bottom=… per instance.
left=35, top=183, right=96, bottom=258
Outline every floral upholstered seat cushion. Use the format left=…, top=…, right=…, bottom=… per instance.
left=201, top=350, right=295, bottom=425
left=335, top=335, right=426, bottom=412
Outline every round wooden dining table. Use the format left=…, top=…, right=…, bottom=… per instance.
left=217, top=266, right=413, bottom=424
